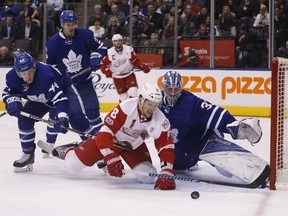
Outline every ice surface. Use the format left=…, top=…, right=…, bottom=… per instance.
left=0, top=114, right=287, bottom=216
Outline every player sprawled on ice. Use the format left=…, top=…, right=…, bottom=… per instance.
left=39, top=83, right=176, bottom=190
left=1, top=52, right=98, bottom=172
left=45, top=10, right=107, bottom=156
left=100, top=34, right=151, bottom=102
left=159, top=71, right=270, bottom=187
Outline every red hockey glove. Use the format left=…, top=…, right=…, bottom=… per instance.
left=104, top=152, right=124, bottom=177
left=154, top=168, right=176, bottom=190
left=140, top=64, right=151, bottom=73
left=104, top=69, right=113, bottom=78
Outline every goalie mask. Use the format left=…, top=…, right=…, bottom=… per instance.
left=161, top=71, right=183, bottom=107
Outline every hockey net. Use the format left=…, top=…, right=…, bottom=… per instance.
left=270, top=57, right=288, bottom=190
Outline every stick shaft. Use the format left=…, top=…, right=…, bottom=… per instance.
left=71, top=67, right=92, bottom=79
left=0, top=111, right=7, bottom=118
left=20, top=111, right=96, bottom=139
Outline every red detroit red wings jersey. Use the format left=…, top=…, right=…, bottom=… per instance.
left=97, top=98, right=175, bottom=165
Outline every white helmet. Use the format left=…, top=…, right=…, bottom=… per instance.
left=112, top=34, right=123, bottom=42
left=138, top=82, right=162, bottom=104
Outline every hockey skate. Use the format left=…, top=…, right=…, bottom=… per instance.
left=13, top=151, right=35, bottom=173
left=52, top=143, right=79, bottom=160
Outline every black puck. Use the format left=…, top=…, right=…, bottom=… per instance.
left=191, top=191, right=200, bottom=199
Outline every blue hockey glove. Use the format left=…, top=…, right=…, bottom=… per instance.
left=90, top=52, right=102, bottom=71
left=54, top=112, right=69, bottom=134
left=60, top=73, right=72, bottom=88
left=5, top=96, right=23, bottom=118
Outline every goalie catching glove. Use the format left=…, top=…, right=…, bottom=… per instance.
left=226, top=117, right=262, bottom=144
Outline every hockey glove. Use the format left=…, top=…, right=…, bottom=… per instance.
left=104, top=69, right=113, bottom=78
left=154, top=168, right=176, bottom=190
left=226, top=117, right=262, bottom=144
left=103, top=152, right=124, bottom=177
left=5, top=96, right=23, bottom=118
left=60, top=73, right=72, bottom=88
left=90, top=52, right=102, bottom=71
left=54, top=112, right=69, bottom=134
left=140, top=64, right=151, bottom=73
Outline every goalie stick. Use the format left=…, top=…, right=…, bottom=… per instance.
left=124, top=165, right=270, bottom=189
left=0, top=111, right=7, bottom=118
left=20, top=111, right=96, bottom=140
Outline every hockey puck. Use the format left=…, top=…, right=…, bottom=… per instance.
left=191, top=191, right=200, bottom=199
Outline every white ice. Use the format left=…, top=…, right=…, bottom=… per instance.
left=0, top=114, right=287, bottom=216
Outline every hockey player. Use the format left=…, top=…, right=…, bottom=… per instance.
left=100, top=34, right=151, bottom=102
left=45, top=10, right=107, bottom=150
left=159, top=71, right=270, bottom=187
left=1, top=52, right=89, bottom=172
left=43, top=83, right=176, bottom=190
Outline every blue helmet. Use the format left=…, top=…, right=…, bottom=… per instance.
left=161, top=71, right=183, bottom=107
left=60, top=10, right=78, bottom=25
left=14, top=52, right=34, bottom=73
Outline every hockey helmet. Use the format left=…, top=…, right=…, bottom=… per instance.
left=112, top=34, right=123, bottom=42
left=60, top=10, right=78, bottom=25
left=138, top=82, right=162, bottom=105
left=161, top=71, right=183, bottom=107
left=14, top=52, right=35, bottom=73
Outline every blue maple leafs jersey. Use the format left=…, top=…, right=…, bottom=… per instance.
left=2, top=62, right=68, bottom=114
left=46, top=28, right=107, bottom=83
left=160, top=90, right=236, bottom=155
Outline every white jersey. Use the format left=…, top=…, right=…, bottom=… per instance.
left=102, top=45, right=135, bottom=78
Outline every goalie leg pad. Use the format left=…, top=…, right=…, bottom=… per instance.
left=226, top=117, right=262, bottom=144
left=199, top=135, right=269, bottom=184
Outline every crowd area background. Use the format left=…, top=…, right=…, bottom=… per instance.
left=0, top=0, right=286, bottom=69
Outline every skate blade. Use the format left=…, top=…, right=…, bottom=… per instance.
left=14, top=164, right=33, bottom=173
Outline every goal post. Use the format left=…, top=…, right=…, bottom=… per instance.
left=270, top=57, right=288, bottom=190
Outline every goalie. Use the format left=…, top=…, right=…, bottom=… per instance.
left=159, top=71, right=270, bottom=187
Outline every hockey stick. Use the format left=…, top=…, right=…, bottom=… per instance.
left=20, top=111, right=97, bottom=140
left=112, top=133, right=145, bottom=151
left=71, top=67, right=92, bottom=79
left=133, top=67, right=160, bottom=72
left=0, top=111, right=7, bottom=118
left=124, top=165, right=270, bottom=189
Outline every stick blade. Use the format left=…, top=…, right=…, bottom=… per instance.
left=37, top=140, right=54, bottom=155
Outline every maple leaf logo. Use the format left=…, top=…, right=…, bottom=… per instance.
left=62, top=50, right=82, bottom=73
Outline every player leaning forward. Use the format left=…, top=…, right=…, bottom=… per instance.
left=160, top=71, right=270, bottom=187
left=2, top=52, right=73, bottom=172
left=49, top=83, right=176, bottom=190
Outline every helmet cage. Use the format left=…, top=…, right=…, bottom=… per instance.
left=162, top=71, right=183, bottom=107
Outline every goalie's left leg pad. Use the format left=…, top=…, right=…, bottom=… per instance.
left=199, top=135, right=269, bottom=184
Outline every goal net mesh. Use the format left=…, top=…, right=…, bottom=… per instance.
left=270, top=57, right=288, bottom=190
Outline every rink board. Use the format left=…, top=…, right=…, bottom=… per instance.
left=0, top=67, right=271, bottom=117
